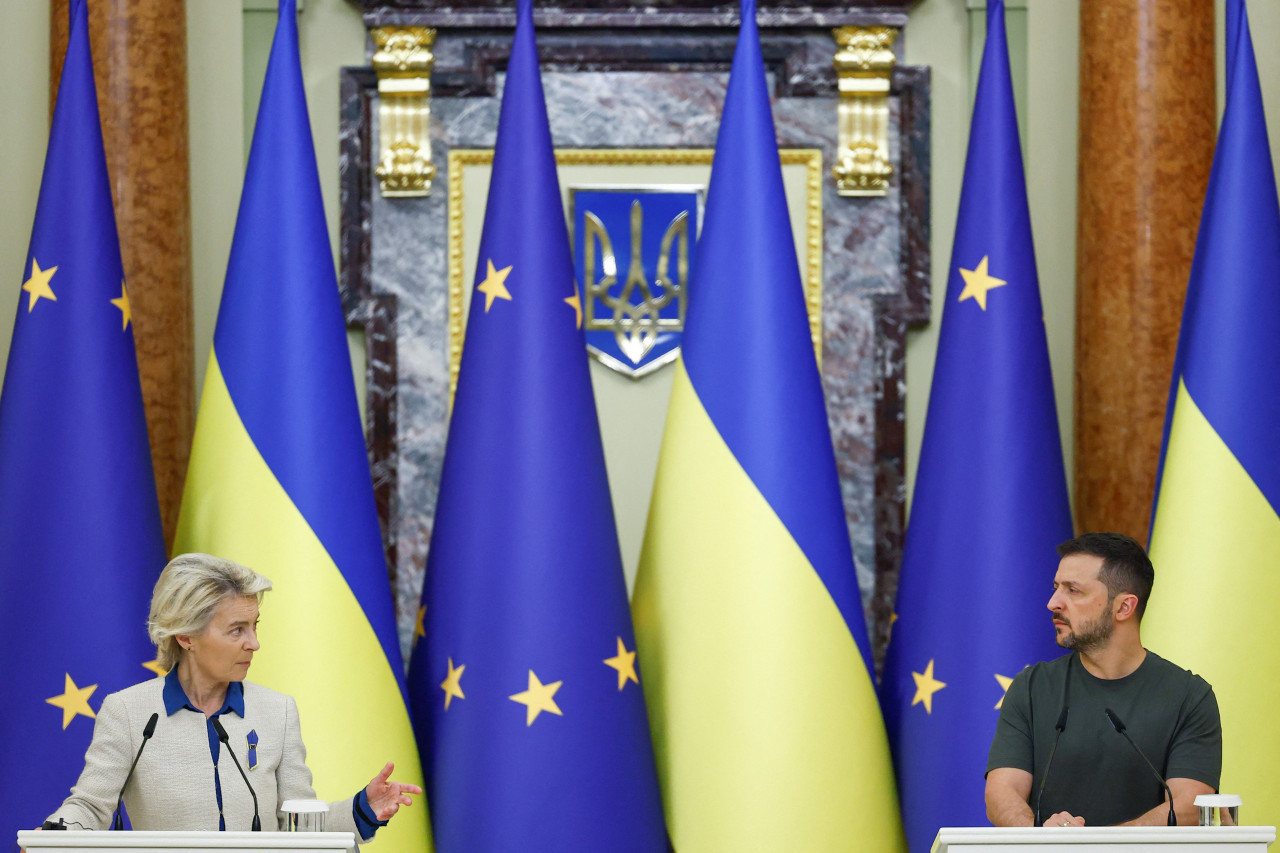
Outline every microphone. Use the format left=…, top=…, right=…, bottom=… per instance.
left=211, top=716, right=261, bottom=831
left=1034, top=705, right=1069, bottom=826
left=111, top=713, right=159, bottom=830
left=1104, top=708, right=1176, bottom=826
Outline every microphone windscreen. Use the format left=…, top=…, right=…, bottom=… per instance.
left=142, top=712, right=159, bottom=738
left=1104, top=707, right=1125, bottom=733
left=211, top=715, right=230, bottom=743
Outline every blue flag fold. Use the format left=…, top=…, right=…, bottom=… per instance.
left=0, top=0, right=166, bottom=831
left=880, top=2, right=1072, bottom=849
left=406, top=2, right=668, bottom=849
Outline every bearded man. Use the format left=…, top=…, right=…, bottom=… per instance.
left=984, top=532, right=1221, bottom=828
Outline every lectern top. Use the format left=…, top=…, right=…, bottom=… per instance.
left=14, top=831, right=356, bottom=852
left=932, top=825, right=1277, bottom=853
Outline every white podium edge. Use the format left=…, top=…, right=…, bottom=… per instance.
left=934, top=826, right=1277, bottom=853
left=16, top=831, right=356, bottom=851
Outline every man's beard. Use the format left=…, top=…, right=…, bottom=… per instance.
left=1057, top=609, right=1115, bottom=653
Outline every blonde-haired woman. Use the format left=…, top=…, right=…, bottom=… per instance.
left=45, top=553, right=420, bottom=834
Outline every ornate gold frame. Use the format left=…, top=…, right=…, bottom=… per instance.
left=447, top=148, right=825, bottom=400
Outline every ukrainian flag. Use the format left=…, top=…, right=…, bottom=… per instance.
left=631, top=1, right=905, bottom=848
left=1144, top=0, right=1280, bottom=830
left=173, top=1, right=428, bottom=847
left=0, top=0, right=166, bottom=830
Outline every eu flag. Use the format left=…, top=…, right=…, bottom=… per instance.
left=1144, top=0, right=1280, bottom=832
left=0, top=0, right=166, bottom=831
left=631, top=1, right=904, bottom=848
left=878, top=2, right=1072, bottom=849
left=406, top=1, right=668, bottom=849
left=173, top=1, right=429, bottom=846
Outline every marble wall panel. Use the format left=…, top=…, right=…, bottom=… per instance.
left=340, top=25, right=930, bottom=672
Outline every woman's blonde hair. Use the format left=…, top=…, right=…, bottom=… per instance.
left=148, top=553, right=273, bottom=672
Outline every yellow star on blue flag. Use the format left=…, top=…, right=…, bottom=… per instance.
left=910, top=660, right=947, bottom=714
left=21, top=260, right=58, bottom=312
left=110, top=281, right=132, bottom=330
left=476, top=259, right=513, bottom=311
left=46, top=674, right=98, bottom=730
left=508, top=670, right=563, bottom=726
left=958, top=255, right=1007, bottom=310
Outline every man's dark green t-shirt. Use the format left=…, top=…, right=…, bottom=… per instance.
left=986, top=650, right=1221, bottom=826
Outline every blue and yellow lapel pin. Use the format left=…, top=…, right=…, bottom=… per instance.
left=246, top=729, right=259, bottom=770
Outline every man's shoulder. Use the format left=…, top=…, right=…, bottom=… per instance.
left=1014, top=652, right=1075, bottom=686
left=1141, top=650, right=1215, bottom=696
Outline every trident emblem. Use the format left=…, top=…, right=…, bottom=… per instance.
left=577, top=191, right=698, bottom=378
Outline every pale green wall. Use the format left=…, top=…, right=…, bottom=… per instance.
left=0, top=3, right=49, bottom=384
left=188, top=0, right=244, bottom=396
left=903, top=0, right=1079, bottom=515
left=3, top=0, right=1280, bottom=515
left=0, top=0, right=364, bottom=397
left=188, top=0, right=365, bottom=395
left=903, top=0, right=1280, bottom=515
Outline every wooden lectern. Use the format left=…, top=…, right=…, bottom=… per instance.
left=16, top=831, right=356, bottom=853
left=934, top=827, right=1277, bottom=853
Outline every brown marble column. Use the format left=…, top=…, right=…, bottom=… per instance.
left=51, top=0, right=194, bottom=550
left=1075, top=0, right=1215, bottom=540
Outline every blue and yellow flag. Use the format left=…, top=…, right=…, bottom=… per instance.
left=0, top=0, right=166, bottom=831
left=878, top=2, right=1071, bottom=848
left=630, top=1, right=904, bottom=849
left=173, top=1, right=428, bottom=846
left=1144, top=0, right=1280, bottom=831
left=405, top=2, right=667, bottom=849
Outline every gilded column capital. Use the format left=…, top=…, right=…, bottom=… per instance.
left=372, top=26, right=437, bottom=197
left=831, top=25, right=898, bottom=197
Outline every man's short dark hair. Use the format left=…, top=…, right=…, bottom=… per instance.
left=1057, top=532, right=1155, bottom=619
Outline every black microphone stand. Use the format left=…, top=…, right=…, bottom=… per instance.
left=1034, top=706, right=1069, bottom=826
left=112, top=713, right=159, bottom=830
left=211, top=716, right=262, bottom=831
left=1105, top=707, right=1176, bottom=826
